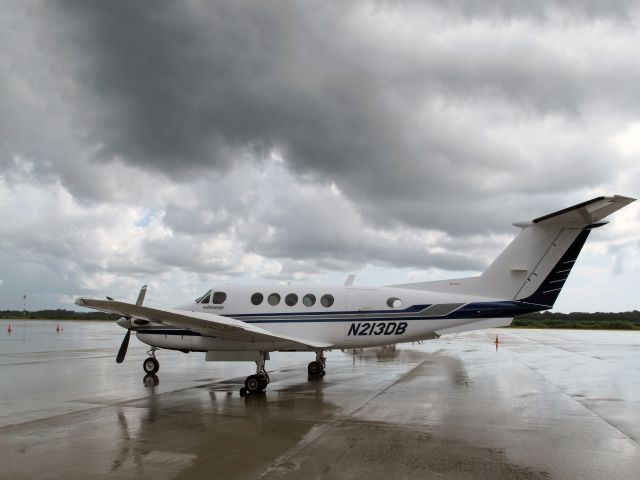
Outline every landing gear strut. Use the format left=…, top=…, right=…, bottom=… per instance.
left=308, top=350, right=326, bottom=376
left=143, top=348, right=159, bottom=375
left=240, top=352, right=270, bottom=396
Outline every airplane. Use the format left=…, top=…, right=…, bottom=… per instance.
left=76, top=195, right=635, bottom=396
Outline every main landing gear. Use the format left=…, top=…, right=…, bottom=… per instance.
left=240, top=352, right=270, bottom=396
left=308, top=351, right=326, bottom=377
left=238, top=351, right=327, bottom=396
left=143, top=348, right=159, bottom=375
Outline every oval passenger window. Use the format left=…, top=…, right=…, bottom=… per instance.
left=320, top=294, right=334, bottom=308
left=303, top=294, right=316, bottom=307
left=251, top=293, right=263, bottom=305
left=268, top=293, right=281, bottom=306
left=285, top=293, right=298, bottom=306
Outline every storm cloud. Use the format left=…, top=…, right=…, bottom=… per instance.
left=0, top=0, right=639, bottom=311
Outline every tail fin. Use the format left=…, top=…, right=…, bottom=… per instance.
left=477, top=195, right=635, bottom=306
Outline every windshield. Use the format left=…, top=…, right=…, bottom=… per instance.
left=195, top=290, right=212, bottom=303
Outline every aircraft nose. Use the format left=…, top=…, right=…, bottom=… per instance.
left=116, top=317, right=132, bottom=329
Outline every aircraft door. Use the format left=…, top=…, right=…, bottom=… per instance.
left=346, top=288, right=377, bottom=312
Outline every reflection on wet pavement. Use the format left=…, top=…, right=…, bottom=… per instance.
left=0, top=321, right=639, bottom=479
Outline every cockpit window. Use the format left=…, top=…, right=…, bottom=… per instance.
left=196, top=290, right=212, bottom=303
left=212, top=292, right=227, bottom=304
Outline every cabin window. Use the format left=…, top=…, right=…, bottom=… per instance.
left=201, top=293, right=211, bottom=304
left=387, top=297, right=402, bottom=308
left=268, top=293, right=281, bottom=306
left=303, top=294, right=316, bottom=307
left=320, top=294, right=334, bottom=308
left=212, top=292, right=227, bottom=304
left=285, top=293, right=298, bottom=306
left=251, top=293, right=263, bottom=305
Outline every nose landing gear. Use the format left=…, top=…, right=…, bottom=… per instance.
left=143, top=348, right=159, bottom=375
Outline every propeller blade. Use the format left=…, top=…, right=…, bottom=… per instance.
left=116, top=329, right=131, bottom=364
left=136, top=285, right=147, bottom=306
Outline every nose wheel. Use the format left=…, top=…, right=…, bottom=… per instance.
left=143, top=348, right=160, bottom=375
left=143, top=357, right=159, bottom=375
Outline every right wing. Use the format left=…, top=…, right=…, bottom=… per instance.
left=75, top=298, right=332, bottom=350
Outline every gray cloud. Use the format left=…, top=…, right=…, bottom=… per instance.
left=36, top=1, right=634, bottom=229
left=0, top=1, right=638, bottom=310
left=402, top=0, right=638, bottom=22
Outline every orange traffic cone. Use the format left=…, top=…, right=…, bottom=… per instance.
left=7, top=324, right=12, bottom=334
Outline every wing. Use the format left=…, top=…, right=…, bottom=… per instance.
left=75, top=298, right=332, bottom=350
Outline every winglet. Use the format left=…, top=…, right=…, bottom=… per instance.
left=344, top=274, right=356, bottom=286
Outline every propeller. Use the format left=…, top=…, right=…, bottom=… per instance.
left=116, top=329, right=131, bottom=364
left=114, top=284, right=147, bottom=364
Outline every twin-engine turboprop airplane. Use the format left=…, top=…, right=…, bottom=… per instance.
left=76, top=195, right=635, bottom=395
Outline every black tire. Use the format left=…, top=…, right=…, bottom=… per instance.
left=143, top=357, right=159, bottom=375
left=239, top=387, right=248, bottom=397
left=308, top=361, right=322, bottom=375
left=258, top=374, right=269, bottom=390
left=245, top=375, right=263, bottom=393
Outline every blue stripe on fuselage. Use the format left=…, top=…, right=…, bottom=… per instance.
left=230, top=303, right=431, bottom=318
left=231, top=301, right=542, bottom=324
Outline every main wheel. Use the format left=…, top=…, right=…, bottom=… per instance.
left=245, top=374, right=263, bottom=394
left=308, top=361, right=323, bottom=375
left=258, top=373, right=269, bottom=390
left=143, top=357, right=159, bottom=375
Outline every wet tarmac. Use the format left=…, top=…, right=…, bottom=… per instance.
left=1, top=321, right=639, bottom=479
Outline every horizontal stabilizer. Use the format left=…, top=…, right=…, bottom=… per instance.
left=532, top=195, right=635, bottom=226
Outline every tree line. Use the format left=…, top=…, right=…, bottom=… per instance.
left=512, top=310, right=640, bottom=330
left=0, top=309, right=118, bottom=320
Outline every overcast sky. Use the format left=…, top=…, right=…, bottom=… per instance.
left=1, top=1, right=639, bottom=313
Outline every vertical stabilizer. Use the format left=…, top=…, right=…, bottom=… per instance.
left=476, top=195, right=634, bottom=305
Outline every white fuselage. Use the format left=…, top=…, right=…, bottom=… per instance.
left=136, top=284, right=505, bottom=352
